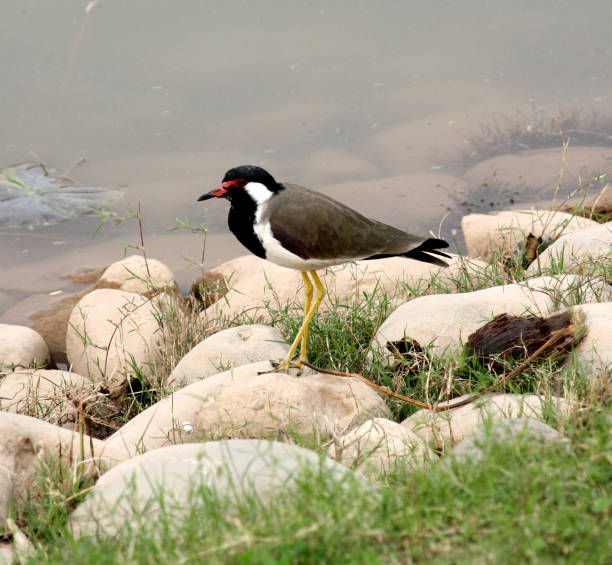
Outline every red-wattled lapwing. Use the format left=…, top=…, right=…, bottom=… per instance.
left=198, top=165, right=450, bottom=371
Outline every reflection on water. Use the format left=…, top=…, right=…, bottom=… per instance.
left=1, top=0, right=612, bottom=322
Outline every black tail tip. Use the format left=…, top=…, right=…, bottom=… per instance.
left=406, top=238, right=451, bottom=267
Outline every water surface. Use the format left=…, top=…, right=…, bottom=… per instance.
left=1, top=0, right=611, bottom=323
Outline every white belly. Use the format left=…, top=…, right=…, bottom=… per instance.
left=254, top=220, right=357, bottom=271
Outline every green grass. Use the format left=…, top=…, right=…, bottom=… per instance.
left=17, top=398, right=612, bottom=563
left=5, top=220, right=611, bottom=563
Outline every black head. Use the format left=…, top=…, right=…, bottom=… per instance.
left=198, top=165, right=281, bottom=202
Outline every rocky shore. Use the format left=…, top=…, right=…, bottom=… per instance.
left=0, top=202, right=610, bottom=557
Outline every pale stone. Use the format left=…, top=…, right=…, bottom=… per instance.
left=334, top=417, right=434, bottom=476
left=66, top=289, right=167, bottom=387
left=0, top=369, right=92, bottom=425
left=569, top=302, right=612, bottom=372
left=0, top=413, right=121, bottom=527
left=525, top=221, right=612, bottom=275
left=168, top=324, right=290, bottom=389
left=98, top=255, right=177, bottom=295
left=464, top=146, right=612, bottom=195
left=0, top=542, right=13, bottom=565
left=105, top=361, right=389, bottom=460
left=0, top=324, right=50, bottom=371
left=461, top=209, right=597, bottom=262
left=6, top=519, right=35, bottom=564
left=371, top=274, right=611, bottom=361
left=449, top=417, right=567, bottom=464
left=402, top=393, right=570, bottom=450
left=70, top=440, right=368, bottom=539
left=201, top=254, right=489, bottom=326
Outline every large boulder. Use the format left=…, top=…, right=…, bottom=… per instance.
left=0, top=369, right=92, bottom=426
left=0, top=324, right=50, bottom=371
left=202, top=254, right=488, bottom=326
left=371, top=274, right=609, bottom=360
left=464, top=146, right=612, bottom=196
left=402, top=393, right=570, bottom=449
left=168, top=324, right=290, bottom=389
left=70, top=440, right=369, bottom=539
left=461, top=209, right=597, bottom=262
left=525, top=221, right=612, bottom=275
left=333, top=417, right=434, bottom=476
left=66, top=289, right=167, bottom=387
left=105, top=360, right=389, bottom=460
left=97, top=255, right=177, bottom=296
left=0, top=413, right=121, bottom=528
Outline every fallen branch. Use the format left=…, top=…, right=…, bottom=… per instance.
left=302, top=323, right=579, bottom=413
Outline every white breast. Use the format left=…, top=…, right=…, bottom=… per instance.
left=253, top=219, right=355, bottom=271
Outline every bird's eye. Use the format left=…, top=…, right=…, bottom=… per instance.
left=235, top=178, right=247, bottom=188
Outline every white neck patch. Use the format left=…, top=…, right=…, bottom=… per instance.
left=244, top=181, right=274, bottom=206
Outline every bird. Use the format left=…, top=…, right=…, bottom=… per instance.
left=198, top=165, right=450, bottom=372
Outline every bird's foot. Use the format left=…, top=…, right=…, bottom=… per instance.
left=258, top=356, right=304, bottom=375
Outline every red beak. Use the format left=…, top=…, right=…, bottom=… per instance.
left=197, top=179, right=242, bottom=201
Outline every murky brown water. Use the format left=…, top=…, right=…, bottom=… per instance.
left=2, top=0, right=612, bottom=324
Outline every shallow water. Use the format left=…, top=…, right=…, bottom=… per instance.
left=1, top=0, right=612, bottom=324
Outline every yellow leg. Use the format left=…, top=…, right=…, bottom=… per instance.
left=276, top=270, right=326, bottom=372
left=300, top=272, right=313, bottom=362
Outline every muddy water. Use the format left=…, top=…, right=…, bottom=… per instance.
left=1, top=1, right=612, bottom=324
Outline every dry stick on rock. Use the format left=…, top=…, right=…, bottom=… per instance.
left=302, top=323, right=580, bottom=413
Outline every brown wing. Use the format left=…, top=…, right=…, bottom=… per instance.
left=265, top=183, right=425, bottom=260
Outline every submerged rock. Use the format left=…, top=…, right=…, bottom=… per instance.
left=0, top=163, right=122, bottom=229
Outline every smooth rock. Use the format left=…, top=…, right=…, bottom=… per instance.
left=66, top=289, right=166, bottom=387
left=449, top=417, right=567, bottom=464
left=0, top=413, right=121, bottom=527
left=105, top=360, right=389, bottom=460
left=70, top=440, right=367, bottom=539
left=464, top=146, right=612, bottom=195
left=525, top=221, right=612, bottom=274
left=334, top=417, right=434, bottom=476
left=371, top=274, right=611, bottom=360
left=0, top=542, right=12, bottom=565
left=0, top=324, right=50, bottom=370
left=98, top=255, right=177, bottom=296
left=202, top=254, right=488, bottom=326
left=168, top=324, right=290, bottom=389
left=402, top=393, right=570, bottom=449
left=461, top=209, right=597, bottom=262
left=569, top=302, right=612, bottom=372
left=0, top=369, right=92, bottom=425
